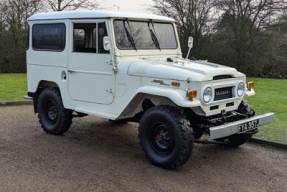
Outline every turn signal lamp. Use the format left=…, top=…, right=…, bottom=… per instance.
left=248, top=81, right=254, bottom=90
left=171, top=82, right=180, bottom=87
left=188, top=90, right=197, bottom=99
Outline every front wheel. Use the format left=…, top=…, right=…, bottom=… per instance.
left=138, top=106, right=194, bottom=170
left=226, top=134, right=252, bottom=148
left=225, top=99, right=254, bottom=147
left=38, top=88, right=73, bottom=135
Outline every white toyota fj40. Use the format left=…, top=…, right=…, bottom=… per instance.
left=25, top=11, right=274, bottom=169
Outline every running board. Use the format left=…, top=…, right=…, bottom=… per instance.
left=75, top=108, right=118, bottom=120
left=23, top=95, right=33, bottom=100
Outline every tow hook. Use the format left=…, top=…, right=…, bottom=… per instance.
left=221, top=110, right=227, bottom=123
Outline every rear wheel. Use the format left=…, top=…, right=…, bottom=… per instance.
left=38, top=88, right=73, bottom=135
left=138, top=106, right=194, bottom=170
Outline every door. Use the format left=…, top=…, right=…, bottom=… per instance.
left=68, top=20, right=114, bottom=104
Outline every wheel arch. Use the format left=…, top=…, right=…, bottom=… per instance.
left=118, top=86, right=201, bottom=120
left=32, top=80, right=61, bottom=114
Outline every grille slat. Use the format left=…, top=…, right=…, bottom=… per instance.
left=214, top=87, right=233, bottom=101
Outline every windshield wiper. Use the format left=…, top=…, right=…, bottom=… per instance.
left=148, top=20, right=161, bottom=51
left=123, top=19, right=137, bottom=51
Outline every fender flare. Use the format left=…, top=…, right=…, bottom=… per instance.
left=32, top=80, right=61, bottom=113
left=132, top=86, right=201, bottom=108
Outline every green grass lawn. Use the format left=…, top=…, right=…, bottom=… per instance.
left=0, top=73, right=27, bottom=101
left=245, top=78, right=287, bottom=144
left=0, top=74, right=286, bottom=143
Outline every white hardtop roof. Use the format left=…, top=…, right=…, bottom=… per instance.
left=28, top=10, right=175, bottom=22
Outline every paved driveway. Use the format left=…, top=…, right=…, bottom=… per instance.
left=0, top=106, right=286, bottom=191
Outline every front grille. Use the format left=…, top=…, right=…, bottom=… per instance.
left=214, top=87, right=233, bottom=101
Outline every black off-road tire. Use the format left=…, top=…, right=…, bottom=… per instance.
left=37, top=88, right=73, bottom=135
left=138, top=106, right=194, bottom=170
left=194, top=131, right=204, bottom=140
left=225, top=100, right=255, bottom=147
left=226, top=134, right=252, bottom=148
left=237, top=99, right=255, bottom=117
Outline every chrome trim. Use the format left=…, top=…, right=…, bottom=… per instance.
left=209, top=113, right=274, bottom=140
left=200, top=80, right=245, bottom=105
left=24, top=96, right=33, bottom=100
left=68, top=69, right=112, bottom=75
left=237, top=82, right=245, bottom=97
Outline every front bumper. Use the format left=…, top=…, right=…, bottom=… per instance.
left=209, top=113, right=274, bottom=140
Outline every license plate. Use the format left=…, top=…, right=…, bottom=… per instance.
left=238, top=119, right=260, bottom=133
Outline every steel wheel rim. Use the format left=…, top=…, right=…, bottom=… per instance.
left=149, top=122, right=174, bottom=156
left=44, top=100, right=58, bottom=125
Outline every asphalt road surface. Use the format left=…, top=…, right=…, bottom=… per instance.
left=0, top=106, right=287, bottom=191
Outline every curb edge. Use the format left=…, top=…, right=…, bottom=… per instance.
left=250, top=138, right=287, bottom=150
left=0, top=101, right=33, bottom=107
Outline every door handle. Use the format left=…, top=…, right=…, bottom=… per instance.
left=68, top=70, right=75, bottom=73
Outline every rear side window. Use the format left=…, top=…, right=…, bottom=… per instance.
left=32, top=24, right=66, bottom=51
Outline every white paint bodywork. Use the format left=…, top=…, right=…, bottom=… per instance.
left=28, top=10, right=175, bottom=22
left=27, top=11, right=255, bottom=120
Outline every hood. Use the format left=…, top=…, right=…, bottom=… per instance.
left=119, top=58, right=244, bottom=82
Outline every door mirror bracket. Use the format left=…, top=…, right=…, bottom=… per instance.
left=103, top=36, right=118, bottom=73
left=103, top=36, right=111, bottom=51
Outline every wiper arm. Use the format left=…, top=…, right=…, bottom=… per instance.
left=123, top=19, right=137, bottom=51
left=149, top=29, right=161, bottom=51
left=149, top=20, right=161, bottom=51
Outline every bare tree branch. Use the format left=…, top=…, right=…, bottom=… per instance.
left=43, top=0, right=101, bottom=11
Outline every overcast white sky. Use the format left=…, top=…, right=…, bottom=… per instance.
left=99, top=0, right=155, bottom=13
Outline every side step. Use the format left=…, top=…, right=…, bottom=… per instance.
left=23, top=95, right=33, bottom=100
left=75, top=108, right=118, bottom=120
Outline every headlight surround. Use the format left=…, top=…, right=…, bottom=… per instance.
left=237, top=82, right=245, bottom=97
left=203, top=87, right=212, bottom=103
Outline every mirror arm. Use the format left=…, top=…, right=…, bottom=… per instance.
left=186, top=47, right=192, bottom=60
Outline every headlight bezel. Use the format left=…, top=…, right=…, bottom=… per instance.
left=203, top=87, right=213, bottom=103
left=237, top=82, right=245, bottom=97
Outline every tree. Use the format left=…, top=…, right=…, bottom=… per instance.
left=45, top=0, right=100, bottom=11
left=0, top=0, right=43, bottom=73
left=151, top=0, right=218, bottom=57
left=213, top=0, right=287, bottom=74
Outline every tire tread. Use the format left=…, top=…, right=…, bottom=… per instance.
left=138, top=106, right=194, bottom=170
left=37, top=88, right=73, bottom=135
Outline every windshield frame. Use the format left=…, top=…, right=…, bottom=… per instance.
left=113, top=19, right=178, bottom=51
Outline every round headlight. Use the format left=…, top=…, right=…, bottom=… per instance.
left=203, top=87, right=212, bottom=103
left=237, top=82, right=245, bottom=97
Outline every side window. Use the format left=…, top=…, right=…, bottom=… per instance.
left=98, top=23, right=109, bottom=54
left=92, top=28, right=97, bottom=48
left=32, top=24, right=66, bottom=51
left=73, top=23, right=97, bottom=53
left=74, top=29, right=85, bottom=49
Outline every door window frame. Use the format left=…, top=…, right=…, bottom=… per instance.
left=70, top=19, right=110, bottom=54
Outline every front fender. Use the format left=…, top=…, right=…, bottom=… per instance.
left=134, top=86, right=201, bottom=108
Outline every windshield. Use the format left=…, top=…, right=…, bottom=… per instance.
left=113, top=20, right=178, bottom=50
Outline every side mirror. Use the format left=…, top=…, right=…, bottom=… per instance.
left=103, top=36, right=111, bottom=51
left=188, top=36, right=193, bottom=48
